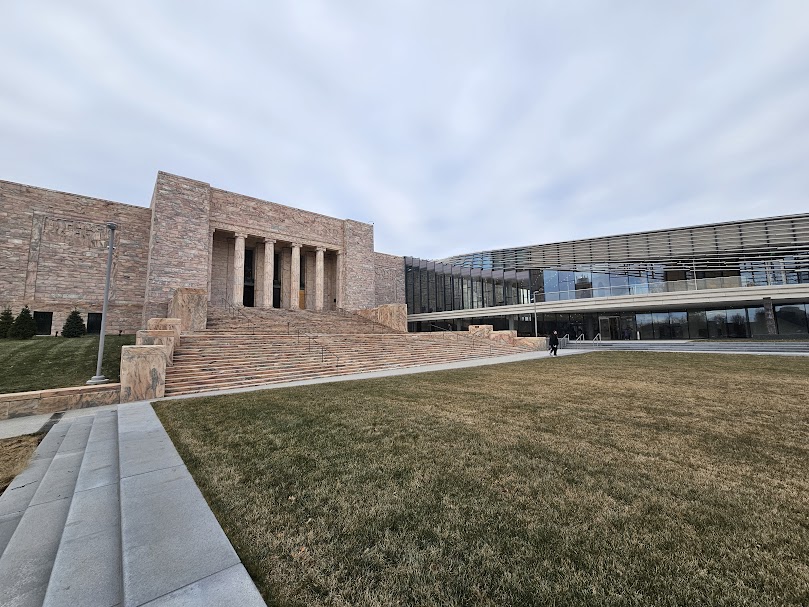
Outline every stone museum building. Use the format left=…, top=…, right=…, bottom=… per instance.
left=0, top=172, right=405, bottom=335
left=1, top=170, right=808, bottom=340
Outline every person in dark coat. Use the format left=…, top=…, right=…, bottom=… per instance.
left=549, top=330, right=559, bottom=356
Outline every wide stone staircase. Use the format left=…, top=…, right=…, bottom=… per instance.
left=163, top=307, right=532, bottom=396
left=206, top=304, right=400, bottom=335
left=0, top=405, right=264, bottom=607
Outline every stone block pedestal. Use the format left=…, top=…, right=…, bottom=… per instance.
left=168, top=288, right=208, bottom=332
left=120, top=346, right=167, bottom=403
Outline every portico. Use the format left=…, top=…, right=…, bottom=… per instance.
left=208, top=228, right=342, bottom=311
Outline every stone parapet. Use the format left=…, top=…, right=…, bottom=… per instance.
left=356, top=304, right=408, bottom=333
left=469, top=324, right=494, bottom=338
left=136, top=330, right=176, bottom=365
left=0, top=384, right=120, bottom=420
left=168, top=288, right=208, bottom=332
left=515, top=336, right=547, bottom=350
left=120, top=345, right=167, bottom=403
left=146, top=318, right=182, bottom=342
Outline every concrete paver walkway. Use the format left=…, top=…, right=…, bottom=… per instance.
left=0, top=404, right=265, bottom=607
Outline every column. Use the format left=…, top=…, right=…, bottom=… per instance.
left=263, top=239, right=275, bottom=309
left=290, top=243, right=301, bottom=310
left=335, top=250, right=344, bottom=309
left=315, top=247, right=325, bottom=312
left=763, top=297, right=778, bottom=335
left=232, top=233, right=246, bottom=307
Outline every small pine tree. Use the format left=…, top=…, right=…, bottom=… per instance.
left=8, top=306, right=38, bottom=340
left=0, top=307, right=13, bottom=338
left=62, top=309, right=87, bottom=338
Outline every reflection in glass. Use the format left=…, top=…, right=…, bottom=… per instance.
left=775, top=304, right=809, bottom=334
left=592, top=272, right=611, bottom=298
left=652, top=312, right=670, bottom=339
left=688, top=310, right=708, bottom=338
left=636, top=313, right=654, bottom=339
left=706, top=309, right=727, bottom=338
left=726, top=309, right=749, bottom=338
left=669, top=311, right=688, bottom=339
left=746, top=307, right=769, bottom=336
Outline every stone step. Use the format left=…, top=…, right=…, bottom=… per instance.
left=42, top=410, right=122, bottom=607
left=163, top=352, right=519, bottom=395
left=0, top=416, right=94, bottom=607
left=170, top=349, right=508, bottom=375
left=0, top=421, right=73, bottom=559
left=170, top=346, right=514, bottom=371
left=117, top=403, right=264, bottom=606
left=0, top=406, right=267, bottom=606
left=171, top=344, right=503, bottom=364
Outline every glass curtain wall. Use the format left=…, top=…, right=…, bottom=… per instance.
left=404, top=258, right=809, bottom=339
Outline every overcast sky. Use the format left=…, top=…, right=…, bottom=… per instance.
left=2, top=1, right=808, bottom=259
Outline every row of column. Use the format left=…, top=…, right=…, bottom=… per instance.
left=230, top=233, right=343, bottom=311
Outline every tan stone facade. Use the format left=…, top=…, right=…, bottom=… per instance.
left=0, top=172, right=405, bottom=333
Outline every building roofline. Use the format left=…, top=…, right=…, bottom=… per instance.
left=0, top=178, right=148, bottom=211
left=437, top=211, right=809, bottom=262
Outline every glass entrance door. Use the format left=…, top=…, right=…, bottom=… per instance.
left=598, top=316, right=621, bottom=340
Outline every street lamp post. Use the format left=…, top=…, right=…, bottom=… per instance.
left=87, top=222, right=117, bottom=385
left=532, top=290, right=540, bottom=338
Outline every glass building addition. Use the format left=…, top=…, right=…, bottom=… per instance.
left=405, top=213, right=809, bottom=339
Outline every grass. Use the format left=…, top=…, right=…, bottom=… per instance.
left=0, top=335, right=136, bottom=394
left=155, top=352, right=809, bottom=607
left=0, top=434, right=41, bottom=493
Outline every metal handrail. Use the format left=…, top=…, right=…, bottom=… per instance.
left=213, top=297, right=256, bottom=335
left=593, top=333, right=602, bottom=346
left=304, top=331, right=341, bottom=371
left=575, top=334, right=585, bottom=342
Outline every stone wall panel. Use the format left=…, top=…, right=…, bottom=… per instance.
left=343, top=220, right=375, bottom=310
left=374, top=252, right=405, bottom=305
left=0, top=179, right=151, bottom=334
left=144, top=172, right=211, bottom=324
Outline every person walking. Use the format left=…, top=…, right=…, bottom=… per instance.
left=549, top=330, right=559, bottom=356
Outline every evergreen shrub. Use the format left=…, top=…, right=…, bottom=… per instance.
left=8, top=306, right=38, bottom=340
left=62, top=309, right=87, bottom=338
left=0, top=307, right=13, bottom=338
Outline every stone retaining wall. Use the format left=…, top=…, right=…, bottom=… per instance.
left=0, top=384, right=121, bottom=420
left=356, top=304, right=408, bottom=332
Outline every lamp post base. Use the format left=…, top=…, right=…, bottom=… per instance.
left=86, top=375, right=109, bottom=385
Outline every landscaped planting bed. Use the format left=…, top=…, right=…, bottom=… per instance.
left=0, top=335, right=135, bottom=394
left=156, top=352, right=809, bottom=606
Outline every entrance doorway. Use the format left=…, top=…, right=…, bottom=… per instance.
left=599, top=316, right=620, bottom=340
left=272, top=252, right=281, bottom=308
left=243, top=249, right=255, bottom=307
left=599, top=315, right=636, bottom=340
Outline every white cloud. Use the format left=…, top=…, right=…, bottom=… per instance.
left=1, top=0, right=808, bottom=259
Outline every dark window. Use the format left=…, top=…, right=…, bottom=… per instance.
left=33, top=311, right=52, bottom=336
left=87, top=313, right=102, bottom=334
